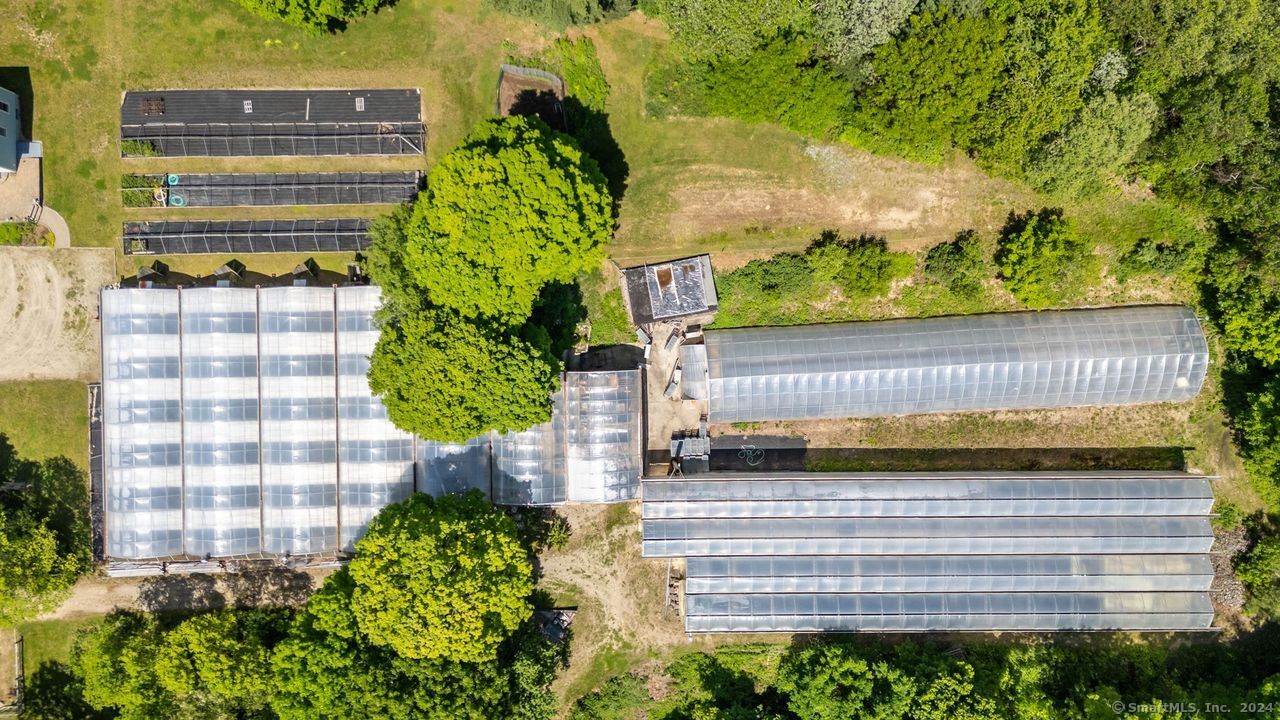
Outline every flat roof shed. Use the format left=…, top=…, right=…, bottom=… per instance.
left=622, top=255, right=718, bottom=325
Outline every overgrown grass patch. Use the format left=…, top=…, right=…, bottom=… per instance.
left=19, top=616, right=103, bottom=673
left=0, top=381, right=88, bottom=469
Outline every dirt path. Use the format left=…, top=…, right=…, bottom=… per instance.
left=41, top=566, right=335, bottom=621
left=0, top=248, right=114, bottom=382
left=540, top=504, right=686, bottom=706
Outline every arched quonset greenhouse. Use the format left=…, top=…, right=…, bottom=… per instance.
left=680, top=306, right=1209, bottom=423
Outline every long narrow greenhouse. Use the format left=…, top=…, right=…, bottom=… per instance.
left=99, top=286, right=643, bottom=562
left=679, top=306, right=1209, bottom=423
left=643, top=472, right=1217, bottom=632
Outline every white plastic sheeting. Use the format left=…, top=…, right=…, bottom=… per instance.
left=103, top=286, right=644, bottom=560
left=180, top=288, right=261, bottom=557
left=689, top=306, right=1209, bottom=423
left=102, top=286, right=412, bottom=560
left=642, top=472, right=1216, bottom=632
left=335, top=286, right=414, bottom=551
left=564, top=370, right=644, bottom=503
left=102, top=289, right=184, bottom=558
left=416, top=369, right=645, bottom=505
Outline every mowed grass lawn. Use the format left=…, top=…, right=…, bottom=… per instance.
left=0, top=380, right=87, bottom=469
left=19, top=616, right=101, bottom=674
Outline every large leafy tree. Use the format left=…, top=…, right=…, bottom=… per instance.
left=273, top=564, right=560, bottom=720
left=0, top=515, right=80, bottom=625
left=154, top=611, right=279, bottom=715
left=368, top=116, right=607, bottom=441
left=403, top=115, right=610, bottom=323
left=368, top=309, right=560, bottom=442
left=74, top=611, right=179, bottom=720
left=810, top=0, right=917, bottom=66
left=348, top=492, right=534, bottom=663
left=0, top=436, right=91, bottom=625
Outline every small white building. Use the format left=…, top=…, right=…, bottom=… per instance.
left=0, top=87, right=20, bottom=174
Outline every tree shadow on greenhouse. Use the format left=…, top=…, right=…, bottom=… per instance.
left=701, top=435, right=1187, bottom=473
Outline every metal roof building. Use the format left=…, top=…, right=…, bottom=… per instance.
left=643, top=472, right=1216, bottom=632
left=680, top=306, right=1209, bottom=423
left=622, top=254, right=718, bottom=325
left=120, top=89, right=424, bottom=157
left=100, top=285, right=644, bottom=560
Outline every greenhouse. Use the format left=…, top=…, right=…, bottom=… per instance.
left=416, top=369, right=645, bottom=505
left=642, top=472, right=1216, bottom=632
left=680, top=306, right=1209, bottom=423
left=100, top=286, right=643, bottom=561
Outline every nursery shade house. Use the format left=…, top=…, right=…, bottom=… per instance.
left=680, top=306, right=1209, bottom=423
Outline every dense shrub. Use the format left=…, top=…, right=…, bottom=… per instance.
left=657, top=0, right=808, bottom=61
left=1027, top=92, right=1159, bottom=196
left=832, top=234, right=916, bottom=298
left=573, top=640, right=1280, bottom=719
left=490, top=0, right=631, bottom=27
left=650, top=35, right=851, bottom=139
left=1113, top=237, right=1187, bottom=280
left=233, top=0, right=379, bottom=31
left=0, top=222, right=33, bottom=246
left=924, top=230, right=988, bottom=297
left=995, top=208, right=1092, bottom=309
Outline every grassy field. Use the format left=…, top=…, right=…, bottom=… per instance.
left=18, top=616, right=100, bottom=674
left=0, top=380, right=87, bottom=468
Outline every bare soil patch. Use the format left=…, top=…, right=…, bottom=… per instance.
left=665, top=147, right=1033, bottom=252
left=0, top=627, right=15, bottom=707
left=719, top=402, right=1198, bottom=453
left=540, top=503, right=684, bottom=704
left=41, top=565, right=334, bottom=621
left=0, top=248, right=115, bottom=382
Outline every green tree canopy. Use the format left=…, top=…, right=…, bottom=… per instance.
left=0, top=436, right=91, bottom=626
left=995, top=208, right=1092, bottom=308
left=234, top=0, right=379, bottom=31
left=367, top=308, right=560, bottom=443
left=348, top=492, right=535, bottom=663
left=74, top=611, right=179, bottom=720
left=154, top=610, right=278, bottom=714
left=657, top=0, right=809, bottom=61
left=273, top=563, right=561, bottom=720
left=1027, top=92, right=1159, bottom=196
left=925, top=230, right=989, bottom=298
left=403, top=116, right=611, bottom=324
